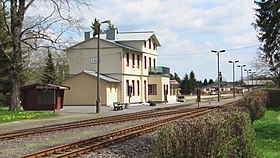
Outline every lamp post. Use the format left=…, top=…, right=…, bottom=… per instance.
left=244, top=69, right=251, bottom=91
left=237, top=64, right=246, bottom=96
left=211, top=49, right=225, bottom=102
left=96, top=20, right=111, bottom=114
left=228, top=60, right=239, bottom=99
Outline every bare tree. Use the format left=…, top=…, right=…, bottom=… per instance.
left=0, top=0, right=91, bottom=111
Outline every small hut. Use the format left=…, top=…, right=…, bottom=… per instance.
left=20, top=83, right=70, bottom=111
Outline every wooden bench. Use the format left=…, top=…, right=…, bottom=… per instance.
left=113, top=102, right=125, bottom=111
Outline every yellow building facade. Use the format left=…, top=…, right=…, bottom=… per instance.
left=64, top=29, right=172, bottom=106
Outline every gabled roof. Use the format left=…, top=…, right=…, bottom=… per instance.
left=114, top=31, right=161, bottom=46
left=170, top=79, right=180, bottom=85
left=21, top=83, right=70, bottom=90
left=83, top=70, right=120, bottom=83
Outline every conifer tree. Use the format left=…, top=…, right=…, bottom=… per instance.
left=253, top=0, right=280, bottom=87
left=41, top=51, right=57, bottom=84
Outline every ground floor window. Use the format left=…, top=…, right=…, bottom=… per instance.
left=148, top=84, right=157, bottom=95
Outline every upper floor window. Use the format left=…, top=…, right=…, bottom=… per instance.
left=144, top=56, right=147, bottom=69
left=149, top=39, right=151, bottom=49
left=137, top=55, right=140, bottom=68
left=149, top=57, right=151, bottom=68
left=132, top=54, right=135, bottom=67
left=144, top=41, right=146, bottom=48
left=126, top=53, right=129, bottom=67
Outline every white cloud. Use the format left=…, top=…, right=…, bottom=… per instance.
left=224, top=32, right=258, bottom=45
left=25, top=0, right=260, bottom=80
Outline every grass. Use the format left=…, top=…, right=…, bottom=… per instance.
left=0, top=106, right=58, bottom=123
left=254, top=107, right=280, bottom=158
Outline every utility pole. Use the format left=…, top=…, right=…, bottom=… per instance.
left=228, top=60, right=239, bottom=99
left=96, top=20, right=111, bottom=113
left=237, top=64, right=246, bottom=96
left=211, top=49, right=225, bottom=102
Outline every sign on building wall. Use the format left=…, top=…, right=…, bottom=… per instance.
left=90, top=57, right=98, bottom=64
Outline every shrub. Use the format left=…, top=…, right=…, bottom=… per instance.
left=236, top=90, right=267, bottom=122
left=154, top=109, right=258, bottom=158
left=263, top=89, right=280, bottom=108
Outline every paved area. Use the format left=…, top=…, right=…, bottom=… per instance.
left=0, top=96, right=241, bottom=133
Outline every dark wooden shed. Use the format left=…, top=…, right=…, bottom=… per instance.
left=20, top=83, right=70, bottom=111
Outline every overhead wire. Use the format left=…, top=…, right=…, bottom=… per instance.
left=159, top=44, right=260, bottom=57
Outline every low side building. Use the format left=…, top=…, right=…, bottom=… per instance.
left=20, top=83, right=70, bottom=111
left=62, top=70, right=120, bottom=106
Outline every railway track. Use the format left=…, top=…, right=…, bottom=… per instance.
left=0, top=103, right=201, bottom=140
left=20, top=107, right=212, bottom=158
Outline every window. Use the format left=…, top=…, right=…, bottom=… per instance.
left=149, top=39, right=151, bottom=49
left=163, top=84, right=168, bottom=95
left=137, top=55, right=140, bottom=68
left=148, top=84, right=157, bottom=95
left=153, top=43, right=156, bottom=50
left=132, top=54, right=135, bottom=67
left=149, top=57, right=151, bottom=68
left=144, top=41, right=146, bottom=47
left=144, top=56, right=147, bottom=69
left=110, top=84, right=112, bottom=92
left=153, top=58, right=156, bottom=67
left=126, top=53, right=129, bottom=66
left=137, top=80, right=140, bottom=96
left=132, top=80, right=135, bottom=96
left=126, top=80, right=129, bottom=96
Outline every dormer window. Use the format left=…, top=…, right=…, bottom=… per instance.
left=153, top=43, right=156, bottom=50
left=144, top=41, right=146, bottom=48
left=149, top=39, right=151, bottom=49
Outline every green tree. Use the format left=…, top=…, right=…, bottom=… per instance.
left=41, top=51, right=57, bottom=84
left=209, top=79, right=214, bottom=84
left=0, top=0, right=91, bottom=111
left=91, top=18, right=100, bottom=37
left=189, top=71, right=197, bottom=93
left=203, top=78, right=208, bottom=86
left=174, top=72, right=181, bottom=83
left=253, top=0, right=280, bottom=87
left=0, top=4, right=11, bottom=104
left=180, top=73, right=190, bottom=95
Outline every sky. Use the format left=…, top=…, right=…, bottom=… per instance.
left=30, top=0, right=260, bottom=82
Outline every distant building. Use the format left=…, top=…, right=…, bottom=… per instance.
left=63, top=28, right=173, bottom=106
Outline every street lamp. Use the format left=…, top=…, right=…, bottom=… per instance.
left=228, top=60, right=239, bottom=99
left=237, top=64, right=246, bottom=96
left=96, top=20, right=111, bottom=113
left=211, top=49, right=225, bottom=102
left=244, top=69, right=251, bottom=91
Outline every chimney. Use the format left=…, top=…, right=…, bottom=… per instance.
left=84, top=32, right=90, bottom=41
left=106, top=28, right=117, bottom=40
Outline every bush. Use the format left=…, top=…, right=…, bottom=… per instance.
left=235, top=90, right=267, bottom=122
left=154, top=109, right=258, bottom=158
left=263, top=89, right=280, bottom=108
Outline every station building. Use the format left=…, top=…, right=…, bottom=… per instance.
left=63, top=28, right=174, bottom=106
